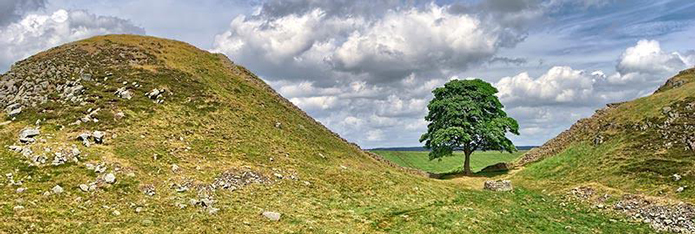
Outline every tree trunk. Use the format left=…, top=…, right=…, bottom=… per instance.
left=463, top=150, right=472, bottom=175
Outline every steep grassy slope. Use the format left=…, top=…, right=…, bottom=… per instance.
left=0, top=35, right=650, bottom=233
left=516, top=68, right=695, bottom=201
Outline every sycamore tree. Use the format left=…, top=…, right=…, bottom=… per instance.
left=419, top=79, right=519, bottom=175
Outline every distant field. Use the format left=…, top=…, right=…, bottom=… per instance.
left=371, top=150, right=527, bottom=174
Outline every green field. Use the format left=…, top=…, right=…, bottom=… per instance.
left=370, top=150, right=526, bottom=174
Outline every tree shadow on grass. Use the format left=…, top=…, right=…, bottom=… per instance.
left=434, top=169, right=511, bottom=180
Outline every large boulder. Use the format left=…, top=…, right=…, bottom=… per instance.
left=19, top=128, right=40, bottom=139
left=483, top=180, right=513, bottom=192
left=93, top=131, right=105, bottom=144
left=19, top=128, right=40, bottom=143
left=480, top=162, right=512, bottom=173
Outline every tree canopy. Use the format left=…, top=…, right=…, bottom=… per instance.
left=419, top=79, right=519, bottom=175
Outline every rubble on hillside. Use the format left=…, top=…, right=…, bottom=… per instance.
left=614, top=195, right=695, bottom=233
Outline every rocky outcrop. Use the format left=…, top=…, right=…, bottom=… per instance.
left=516, top=106, right=609, bottom=166
left=483, top=180, right=513, bottom=191
left=480, top=162, right=512, bottom=173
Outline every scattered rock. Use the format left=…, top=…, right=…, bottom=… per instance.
left=212, top=169, right=270, bottom=191
left=8, top=107, right=21, bottom=116
left=52, top=152, right=67, bottom=166
left=112, top=210, right=121, bottom=216
left=688, top=139, right=695, bottom=152
left=173, top=183, right=188, bottom=192
left=19, top=128, right=40, bottom=139
left=208, top=207, right=220, bottom=214
left=78, top=132, right=91, bottom=147
left=19, top=137, right=35, bottom=144
left=569, top=186, right=595, bottom=200
left=94, top=164, right=107, bottom=174
left=483, top=180, right=513, bottom=192
left=677, top=186, right=687, bottom=193
left=92, top=131, right=105, bottom=144
left=146, top=88, right=165, bottom=99
left=115, top=87, right=132, bottom=100
left=662, top=106, right=673, bottom=114
left=79, top=184, right=89, bottom=192
left=6, top=103, right=22, bottom=116
left=614, top=194, right=695, bottom=233
left=16, top=187, right=26, bottom=193
left=171, top=164, right=180, bottom=173
left=141, top=184, right=156, bottom=196
left=262, top=211, right=281, bottom=221
left=52, top=185, right=64, bottom=194
left=80, top=73, right=92, bottom=81
left=674, top=174, right=683, bottom=181
left=13, top=206, right=24, bottom=211
left=135, top=207, right=143, bottom=213
left=104, top=173, right=116, bottom=184
left=593, top=135, right=604, bottom=145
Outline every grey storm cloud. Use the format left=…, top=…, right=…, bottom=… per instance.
left=0, top=0, right=47, bottom=26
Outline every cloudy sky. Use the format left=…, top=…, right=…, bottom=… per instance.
left=1, top=0, right=694, bottom=148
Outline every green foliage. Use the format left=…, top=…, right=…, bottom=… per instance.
left=420, top=79, right=519, bottom=174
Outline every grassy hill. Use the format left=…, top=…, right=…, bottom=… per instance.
left=515, top=68, right=695, bottom=201
left=0, top=35, right=651, bottom=233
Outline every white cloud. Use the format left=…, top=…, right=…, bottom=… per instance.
left=330, top=5, right=500, bottom=79
left=617, top=39, right=687, bottom=75
left=608, top=40, right=694, bottom=86
left=494, top=39, right=695, bottom=146
left=496, top=39, right=695, bottom=108
left=288, top=96, right=339, bottom=111
left=212, top=3, right=527, bottom=85
left=496, top=66, right=601, bottom=107
left=0, top=9, right=145, bottom=71
left=366, top=129, right=385, bottom=141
